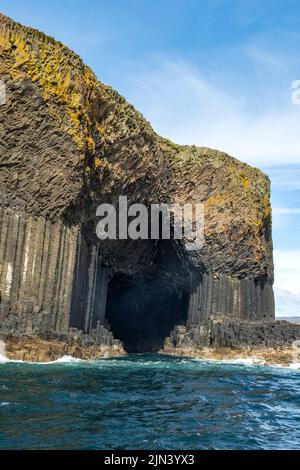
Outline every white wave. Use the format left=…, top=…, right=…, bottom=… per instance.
left=0, top=353, right=84, bottom=365
left=221, top=357, right=264, bottom=366
left=50, top=355, right=83, bottom=364
left=277, top=361, right=300, bottom=370
left=0, top=402, right=10, bottom=407
left=192, top=355, right=300, bottom=370
left=0, top=350, right=299, bottom=370
left=0, top=353, right=10, bottom=364
left=192, top=356, right=264, bottom=366
left=0, top=338, right=87, bottom=365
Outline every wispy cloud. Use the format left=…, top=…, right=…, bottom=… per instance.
left=122, top=56, right=300, bottom=316
left=122, top=56, right=300, bottom=167
left=244, top=42, right=299, bottom=75
left=273, top=249, right=300, bottom=316
left=273, top=208, right=300, bottom=214
left=266, top=167, right=300, bottom=191
left=274, top=249, right=300, bottom=295
left=275, top=288, right=300, bottom=317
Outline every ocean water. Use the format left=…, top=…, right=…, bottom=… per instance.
left=0, top=354, right=300, bottom=450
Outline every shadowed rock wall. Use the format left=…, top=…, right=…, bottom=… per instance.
left=0, top=209, right=77, bottom=334
left=165, top=320, right=300, bottom=351
left=187, top=272, right=275, bottom=324
left=70, top=236, right=112, bottom=333
left=0, top=14, right=281, bottom=352
left=0, top=209, right=116, bottom=335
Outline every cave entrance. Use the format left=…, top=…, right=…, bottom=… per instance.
left=105, top=273, right=189, bottom=353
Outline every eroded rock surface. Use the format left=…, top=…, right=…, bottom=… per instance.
left=4, top=332, right=124, bottom=362
left=0, top=14, right=296, bottom=358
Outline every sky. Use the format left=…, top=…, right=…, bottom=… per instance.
left=1, top=0, right=300, bottom=316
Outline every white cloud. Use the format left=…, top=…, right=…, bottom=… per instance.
left=273, top=208, right=300, bottom=214
left=273, top=250, right=300, bottom=317
left=120, top=54, right=300, bottom=316
left=275, top=288, right=300, bottom=317
left=271, top=208, right=300, bottom=233
left=123, top=57, right=300, bottom=167
left=244, top=44, right=297, bottom=74
left=266, top=168, right=300, bottom=191
left=274, top=249, right=300, bottom=295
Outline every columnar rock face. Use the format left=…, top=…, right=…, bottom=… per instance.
left=0, top=209, right=78, bottom=333
left=0, top=13, right=288, bottom=355
left=165, top=320, right=300, bottom=351
left=70, top=237, right=112, bottom=332
left=187, top=273, right=275, bottom=324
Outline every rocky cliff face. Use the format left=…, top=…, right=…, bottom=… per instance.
left=0, top=13, right=283, bottom=357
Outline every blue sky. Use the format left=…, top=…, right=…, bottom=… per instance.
left=1, top=0, right=300, bottom=315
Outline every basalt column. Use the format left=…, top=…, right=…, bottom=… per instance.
left=69, top=235, right=112, bottom=334
left=0, top=210, right=116, bottom=339
left=1, top=14, right=281, bottom=353
left=0, top=209, right=78, bottom=334
left=186, top=272, right=275, bottom=325
left=164, top=272, right=276, bottom=352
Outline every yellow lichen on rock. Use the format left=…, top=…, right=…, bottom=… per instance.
left=205, top=193, right=227, bottom=211
left=0, top=14, right=102, bottom=154
left=0, top=12, right=274, bottom=289
left=242, top=175, right=251, bottom=189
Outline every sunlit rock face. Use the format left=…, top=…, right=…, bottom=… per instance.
left=0, top=14, right=278, bottom=354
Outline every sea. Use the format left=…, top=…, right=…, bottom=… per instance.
left=0, top=353, right=300, bottom=450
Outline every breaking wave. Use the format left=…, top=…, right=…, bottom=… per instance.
left=0, top=353, right=83, bottom=365
left=1, top=353, right=300, bottom=449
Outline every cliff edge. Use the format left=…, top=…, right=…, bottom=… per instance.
left=0, top=13, right=297, bottom=360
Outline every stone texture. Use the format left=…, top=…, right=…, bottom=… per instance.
left=0, top=14, right=285, bottom=356
left=4, top=331, right=124, bottom=362
left=164, top=320, right=300, bottom=351
left=162, top=344, right=300, bottom=367
left=186, top=273, right=275, bottom=324
left=0, top=209, right=78, bottom=334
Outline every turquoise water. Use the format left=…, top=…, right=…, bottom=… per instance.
left=0, top=354, right=300, bottom=450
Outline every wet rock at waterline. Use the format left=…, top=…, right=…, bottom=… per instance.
left=0, top=13, right=298, bottom=360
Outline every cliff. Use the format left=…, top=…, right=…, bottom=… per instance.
left=0, top=13, right=293, bottom=358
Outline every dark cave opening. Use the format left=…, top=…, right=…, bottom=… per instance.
left=105, top=273, right=189, bottom=353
